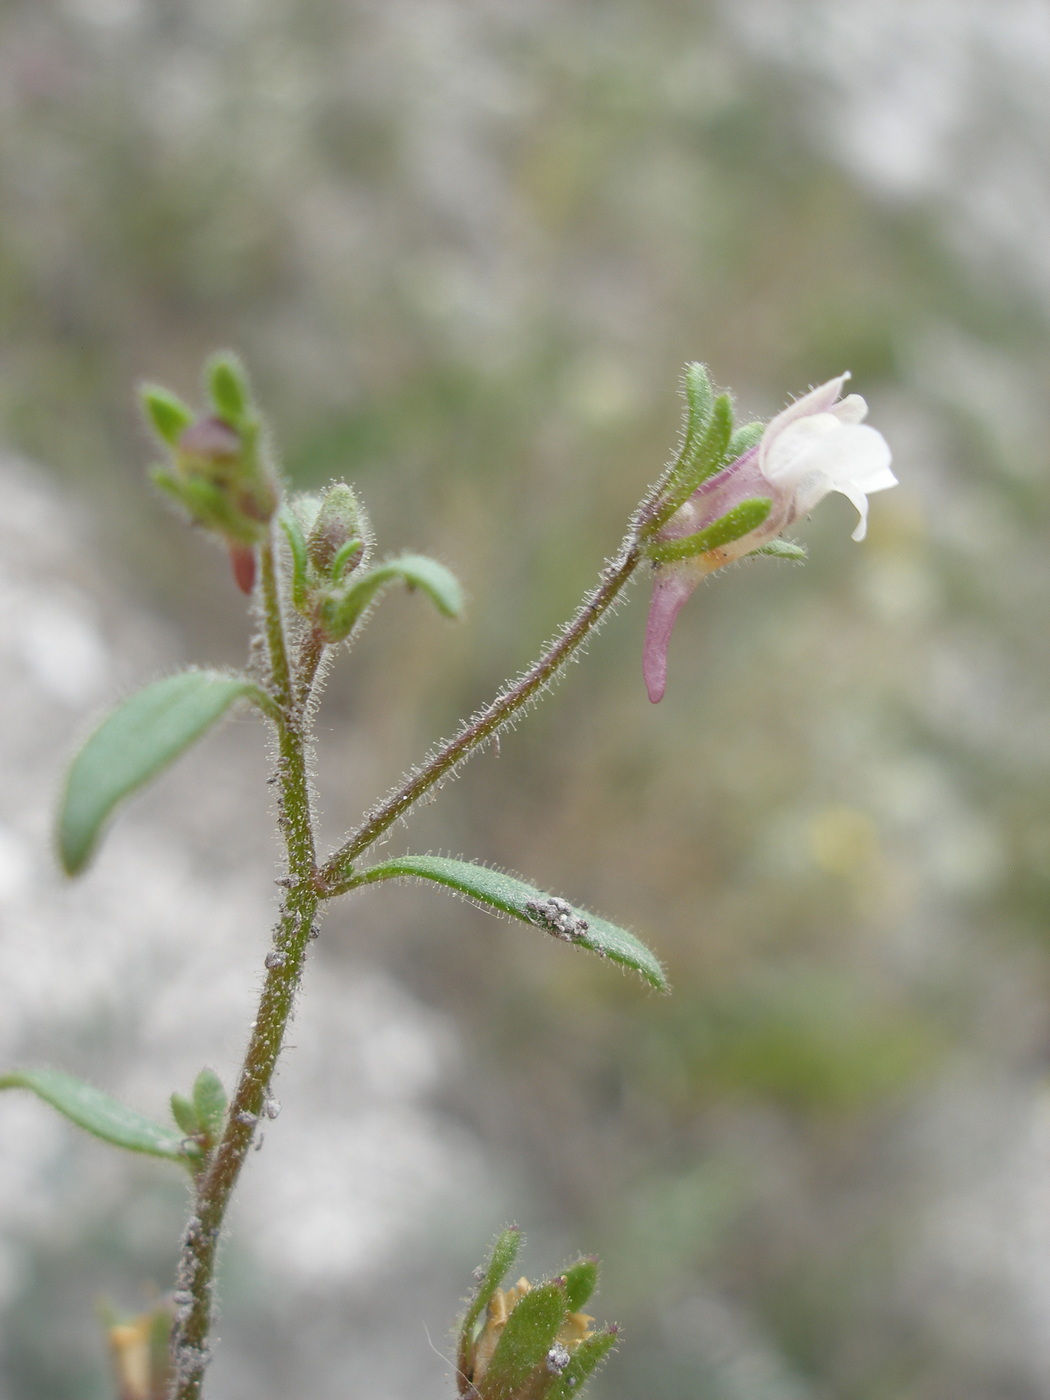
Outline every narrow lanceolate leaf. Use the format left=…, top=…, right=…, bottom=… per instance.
left=58, top=671, right=273, bottom=875
left=349, top=856, right=668, bottom=992
left=458, top=1227, right=523, bottom=1384
left=479, top=1283, right=566, bottom=1400
left=0, top=1069, right=198, bottom=1164
left=324, top=554, right=463, bottom=640
left=647, top=497, right=772, bottom=567
left=545, top=1329, right=619, bottom=1400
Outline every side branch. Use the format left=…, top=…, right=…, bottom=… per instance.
left=317, top=537, right=645, bottom=892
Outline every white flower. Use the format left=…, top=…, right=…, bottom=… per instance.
left=757, top=372, right=896, bottom=542
left=643, top=373, right=896, bottom=703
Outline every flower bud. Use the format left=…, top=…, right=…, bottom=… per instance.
left=173, top=415, right=278, bottom=544
left=306, top=482, right=366, bottom=579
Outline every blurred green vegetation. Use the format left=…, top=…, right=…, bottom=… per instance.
left=3, top=1, right=1050, bottom=1398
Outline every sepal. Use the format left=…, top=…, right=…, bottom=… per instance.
left=660, top=391, right=734, bottom=518
left=561, top=1258, right=599, bottom=1312
left=206, top=352, right=251, bottom=426
left=646, top=497, right=771, bottom=567
left=478, top=1282, right=567, bottom=1399
left=756, top=538, right=808, bottom=561
left=458, top=1241, right=615, bottom=1400
left=458, top=1226, right=524, bottom=1382
left=140, top=385, right=194, bottom=446
left=727, top=420, right=764, bottom=459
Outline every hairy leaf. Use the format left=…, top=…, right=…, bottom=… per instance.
left=349, top=855, right=667, bottom=992
left=1, top=1069, right=197, bottom=1164
left=58, top=671, right=271, bottom=875
left=324, top=554, right=463, bottom=639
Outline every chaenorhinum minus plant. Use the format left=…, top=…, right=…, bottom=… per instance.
left=0, top=354, right=893, bottom=1400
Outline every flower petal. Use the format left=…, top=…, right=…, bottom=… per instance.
left=829, top=393, right=868, bottom=425
left=810, top=423, right=894, bottom=491
left=763, top=414, right=842, bottom=484
left=643, top=569, right=699, bottom=704
left=760, top=373, right=850, bottom=466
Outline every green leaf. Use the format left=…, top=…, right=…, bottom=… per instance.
left=480, top=1283, right=566, bottom=1400
left=349, top=855, right=667, bottom=992
left=459, top=1227, right=524, bottom=1381
left=170, top=1092, right=198, bottom=1136
left=647, top=497, right=772, bottom=567
left=561, top=1258, right=599, bottom=1312
left=756, top=538, right=808, bottom=561
left=58, top=671, right=272, bottom=875
left=546, top=1329, right=619, bottom=1400
left=727, top=420, right=764, bottom=460
left=140, top=385, right=194, bottom=446
left=323, top=554, right=463, bottom=641
left=192, top=1069, right=227, bottom=1139
left=206, top=353, right=251, bottom=425
left=0, top=1069, right=197, bottom=1164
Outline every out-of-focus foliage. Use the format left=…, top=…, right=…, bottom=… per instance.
left=3, top=1, right=1050, bottom=1398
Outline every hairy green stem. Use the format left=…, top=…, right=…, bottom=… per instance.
left=168, top=534, right=318, bottom=1400
left=167, top=471, right=673, bottom=1394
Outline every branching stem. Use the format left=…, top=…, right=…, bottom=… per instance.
left=168, top=532, right=319, bottom=1400
left=317, top=489, right=668, bottom=893
left=167, top=469, right=672, bottom=1396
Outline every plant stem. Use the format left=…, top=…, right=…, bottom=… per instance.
left=168, top=534, right=319, bottom=1400
left=318, top=525, right=651, bottom=893
left=167, top=472, right=670, bottom=1392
